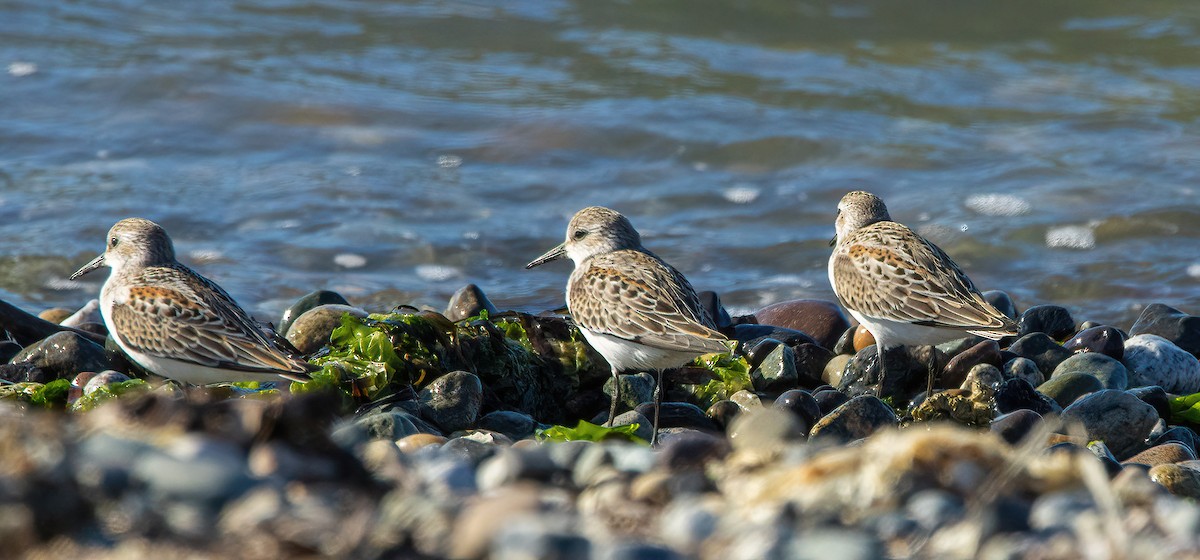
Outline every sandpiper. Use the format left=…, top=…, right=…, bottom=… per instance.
left=829, top=191, right=1017, bottom=388
left=526, top=206, right=728, bottom=445
left=71, top=218, right=313, bottom=385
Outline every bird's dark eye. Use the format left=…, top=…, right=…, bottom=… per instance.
left=109, top=237, right=119, bottom=248
left=572, top=229, right=587, bottom=240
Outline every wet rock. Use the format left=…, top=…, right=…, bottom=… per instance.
left=0, top=362, right=44, bottom=384
left=420, top=370, right=484, bottom=433
left=1003, top=357, right=1044, bottom=386
left=1128, top=386, right=1172, bottom=422
left=748, top=341, right=797, bottom=393
left=1064, top=325, right=1125, bottom=360
left=809, top=395, right=897, bottom=442
left=731, top=324, right=818, bottom=349
left=1124, top=443, right=1197, bottom=467
left=633, top=402, right=718, bottom=432
left=728, top=407, right=806, bottom=450
left=961, top=363, right=1004, bottom=401
left=941, top=340, right=1002, bottom=389
left=990, top=409, right=1044, bottom=445
left=285, top=304, right=368, bottom=354
left=396, top=433, right=446, bottom=453
left=752, top=299, right=850, bottom=350
left=83, top=370, right=132, bottom=395
left=10, top=331, right=110, bottom=381
left=1122, top=334, right=1200, bottom=393
left=279, top=290, right=350, bottom=336
left=1037, top=372, right=1103, bottom=408
left=1062, top=389, right=1160, bottom=459
left=822, top=354, right=851, bottom=387
left=910, top=390, right=995, bottom=426
left=0, top=341, right=21, bottom=364
left=610, top=410, right=656, bottom=443
left=813, top=388, right=850, bottom=416
left=1149, top=463, right=1200, bottom=499
left=476, top=447, right=558, bottom=490
left=440, top=437, right=496, bottom=465
left=1112, top=465, right=1166, bottom=507
left=773, top=389, right=822, bottom=430
left=698, top=291, right=734, bottom=329
left=1087, top=441, right=1124, bottom=477
left=982, top=290, right=1018, bottom=320
left=445, top=283, right=500, bottom=322
left=833, top=326, right=857, bottom=355
left=1017, top=305, right=1075, bottom=340
left=839, top=344, right=946, bottom=404
left=656, top=431, right=729, bottom=471
left=1008, top=333, right=1072, bottom=375
left=793, top=343, right=834, bottom=388
left=477, top=410, right=537, bottom=441
left=705, top=400, right=741, bottom=431
left=133, top=435, right=253, bottom=506
left=39, top=307, right=73, bottom=324
left=936, top=336, right=986, bottom=359
left=852, top=325, right=876, bottom=353
left=333, top=409, right=441, bottom=448
left=993, top=378, right=1058, bottom=416
left=730, top=389, right=762, bottom=411
left=604, top=372, right=656, bottom=414
left=1152, top=426, right=1198, bottom=454
left=1129, top=303, right=1200, bottom=358
left=1050, top=352, right=1128, bottom=390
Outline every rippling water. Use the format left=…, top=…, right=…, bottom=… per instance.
left=4, top=1, right=1200, bottom=327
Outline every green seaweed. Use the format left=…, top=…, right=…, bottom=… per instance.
left=690, top=349, right=752, bottom=409
left=30, top=378, right=71, bottom=410
left=1170, top=392, right=1200, bottom=425
left=537, top=420, right=648, bottom=445
left=72, top=379, right=150, bottom=412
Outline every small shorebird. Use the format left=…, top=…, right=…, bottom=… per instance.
left=71, top=218, right=313, bottom=385
left=526, top=206, right=727, bottom=445
left=829, top=191, right=1017, bottom=389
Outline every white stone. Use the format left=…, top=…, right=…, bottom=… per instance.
left=1122, top=334, right=1200, bottom=393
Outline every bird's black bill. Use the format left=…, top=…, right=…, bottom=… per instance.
left=525, top=243, right=566, bottom=269
left=70, top=254, right=106, bottom=280
left=829, top=234, right=837, bottom=247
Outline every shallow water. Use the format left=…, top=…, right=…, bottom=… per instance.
left=3, top=0, right=1200, bottom=328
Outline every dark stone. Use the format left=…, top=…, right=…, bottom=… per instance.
left=698, top=291, right=733, bottom=330
left=773, top=389, right=823, bottom=430
left=420, top=371, right=484, bottom=433
left=1037, top=372, right=1104, bottom=408
left=633, top=402, right=719, bottom=432
left=978, top=497, right=1032, bottom=537
left=1062, top=389, right=1160, bottom=459
left=0, top=362, right=45, bottom=384
left=1064, top=326, right=1126, bottom=361
left=994, top=378, right=1058, bottom=416
left=813, top=389, right=850, bottom=416
left=1009, top=333, right=1073, bottom=375
left=983, top=290, right=1019, bottom=320
left=655, top=431, right=730, bottom=471
left=940, top=340, right=1002, bottom=389
left=1127, top=386, right=1171, bottom=422
left=286, top=304, right=368, bottom=354
left=745, top=338, right=783, bottom=369
left=1129, top=303, right=1200, bottom=358
left=279, top=290, right=350, bottom=336
left=445, top=283, right=500, bottom=322
left=10, top=331, right=110, bottom=381
left=705, top=400, right=741, bottom=431
left=332, top=408, right=442, bottom=449
left=793, top=343, right=834, bottom=388
left=833, top=326, right=858, bottom=356
left=1017, top=305, right=1075, bottom=340
left=0, top=341, right=21, bottom=363
left=1050, top=353, right=1128, bottom=390
left=440, top=437, right=497, bottom=466
left=749, top=342, right=798, bottom=393
left=1087, top=441, right=1124, bottom=477
left=731, top=324, right=818, bottom=349
left=476, top=410, right=537, bottom=441
left=809, top=395, right=898, bottom=443
left=838, top=344, right=946, bottom=404
left=751, top=299, right=850, bottom=350
left=990, top=409, right=1044, bottom=445
left=1152, top=426, right=1199, bottom=456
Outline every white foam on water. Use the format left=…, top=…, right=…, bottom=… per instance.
left=437, top=154, right=463, bottom=168
left=1045, top=225, right=1095, bottom=249
left=8, top=62, right=36, bottom=77
left=1187, top=264, right=1200, bottom=279
left=723, top=185, right=760, bottom=204
left=416, top=264, right=461, bottom=282
left=334, top=253, right=368, bottom=268
left=965, top=194, right=1032, bottom=217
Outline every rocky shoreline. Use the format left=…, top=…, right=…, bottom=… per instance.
left=3, top=285, right=1200, bottom=558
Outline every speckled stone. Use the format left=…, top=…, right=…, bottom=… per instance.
left=1124, top=443, right=1197, bottom=467
left=1123, top=334, right=1200, bottom=393
left=1064, top=326, right=1125, bottom=361
left=1129, top=303, right=1200, bottom=358
left=1062, top=389, right=1160, bottom=459
left=809, top=395, right=897, bottom=443
left=1003, top=357, right=1044, bottom=387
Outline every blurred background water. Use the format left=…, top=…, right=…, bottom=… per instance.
left=3, top=0, right=1200, bottom=328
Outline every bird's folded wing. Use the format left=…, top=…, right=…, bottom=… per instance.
left=833, top=225, right=1015, bottom=333
left=570, top=255, right=728, bottom=354
left=111, top=280, right=312, bottom=375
